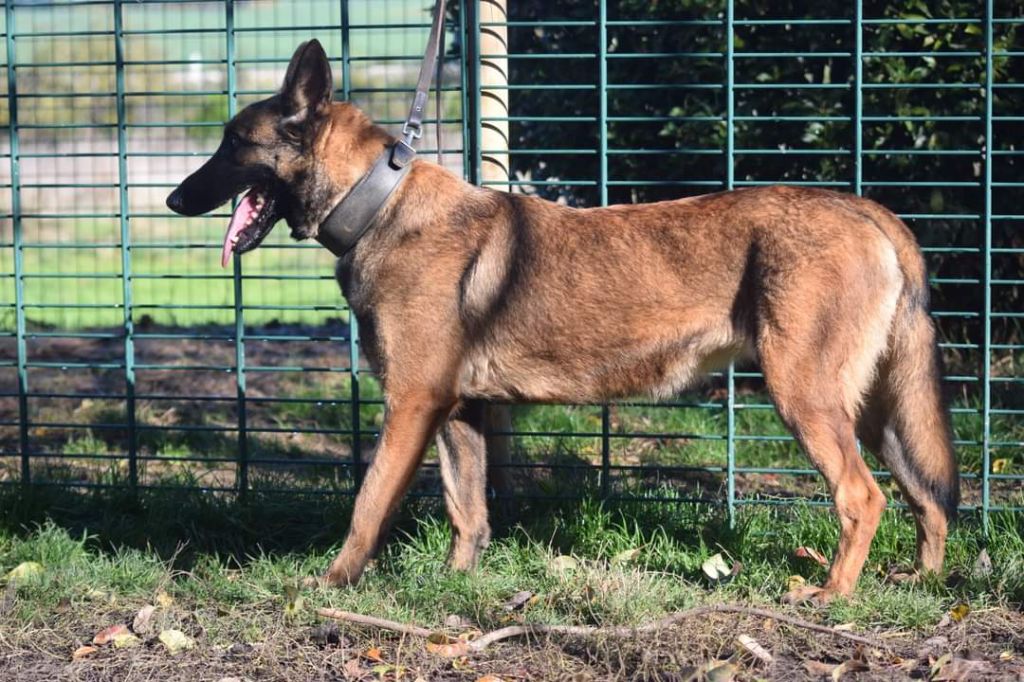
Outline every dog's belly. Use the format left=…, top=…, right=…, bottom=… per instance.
left=457, top=325, right=751, bottom=403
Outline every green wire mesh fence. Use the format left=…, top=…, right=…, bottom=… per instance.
left=0, top=0, right=1021, bottom=522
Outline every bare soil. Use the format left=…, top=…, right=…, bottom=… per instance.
left=2, top=600, right=1023, bottom=681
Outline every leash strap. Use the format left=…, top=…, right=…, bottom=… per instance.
left=315, top=0, right=447, bottom=257
left=397, top=0, right=447, bottom=165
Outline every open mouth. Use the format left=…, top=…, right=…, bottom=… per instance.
left=221, top=187, right=281, bottom=268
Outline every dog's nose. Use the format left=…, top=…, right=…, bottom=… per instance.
left=166, top=187, right=185, bottom=214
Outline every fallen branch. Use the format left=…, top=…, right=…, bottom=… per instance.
left=317, top=603, right=887, bottom=653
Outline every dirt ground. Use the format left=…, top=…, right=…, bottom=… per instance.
left=2, top=601, right=1024, bottom=681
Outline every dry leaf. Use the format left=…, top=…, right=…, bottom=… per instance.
left=972, top=549, right=992, bottom=579
left=475, top=676, right=506, bottom=682
left=991, top=458, right=1009, bottom=473
left=930, top=652, right=953, bottom=679
left=5, top=561, right=44, bottom=582
left=425, top=632, right=469, bottom=658
left=804, top=660, right=837, bottom=676
left=72, top=645, right=98, bottom=660
left=283, top=585, right=304, bottom=618
left=112, top=632, right=141, bottom=649
left=549, top=555, right=579, bottom=573
left=611, top=547, right=642, bottom=565
left=702, top=553, right=731, bottom=582
left=795, top=546, right=830, bottom=567
left=949, top=602, right=970, bottom=622
left=705, top=660, right=737, bottom=682
left=93, top=623, right=130, bottom=645
left=735, top=633, right=773, bottom=664
left=133, top=604, right=156, bottom=635
left=155, top=590, right=174, bottom=608
left=503, top=590, right=534, bottom=611
left=933, top=657, right=992, bottom=681
left=362, top=646, right=384, bottom=662
left=343, top=657, right=364, bottom=678
left=831, top=659, right=869, bottom=680
left=999, top=650, right=1014, bottom=661
left=158, top=629, right=195, bottom=655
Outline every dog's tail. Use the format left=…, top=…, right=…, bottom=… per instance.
left=865, top=203, right=959, bottom=522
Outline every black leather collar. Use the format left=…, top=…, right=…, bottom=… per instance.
left=314, top=142, right=414, bottom=257
left=315, top=0, right=446, bottom=258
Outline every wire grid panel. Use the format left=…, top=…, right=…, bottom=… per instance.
left=0, top=1, right=1021, bottom=522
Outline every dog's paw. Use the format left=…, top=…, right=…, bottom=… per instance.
left=781, top=584, right=843, bottom=607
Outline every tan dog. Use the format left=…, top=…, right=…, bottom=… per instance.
left=167, top=40, right=959, bottom=604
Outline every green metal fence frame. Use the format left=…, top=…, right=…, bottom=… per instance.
left=0, top=1, right=1021, bottom=524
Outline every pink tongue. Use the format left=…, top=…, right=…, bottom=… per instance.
left=221, top=190, right=260, bottom=268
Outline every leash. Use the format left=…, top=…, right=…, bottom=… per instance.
left=316, top=0, right=447, bottom=257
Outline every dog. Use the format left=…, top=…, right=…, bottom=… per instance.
left=167, top=40, right=959, bottom=604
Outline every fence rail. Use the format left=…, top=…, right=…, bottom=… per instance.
left=0, top=0, right=1021, bottom=524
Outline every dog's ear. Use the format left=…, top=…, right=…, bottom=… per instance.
left=280, top=39, right=333, bottom=135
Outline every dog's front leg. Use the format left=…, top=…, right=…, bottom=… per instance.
left=325, top=392, right=452, bottom=586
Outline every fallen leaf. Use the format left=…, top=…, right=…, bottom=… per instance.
left=933, top=657, right=993, bottom=681
left=503, top=590, right=534, bottom=611
left=425, top=632, right=469, bottom=658
left=5, top=561, right=44, bottom=582
left=949, top=602, right=970, bottom=622
left=705, top=660, right=737, bottom=682
left=736, top=633, right=773, bottom=664
left=999, top=650, right=1014, bottom=661
left=112, top=632, right=141, bottom=649
left=611, top=547, right=642, bottom=565
left=833, top=622, right=856, bottom=631
left=72, top=645, right=98, bottom=660
left=362, top=646, right=384, bottom=662
left=444, top=614, right=473, bottom=628
left=343, top=658, right=364, bottom=678
left=992, top=458, right=1009, bottom=473
left=283, top=584, right=304, bottom=618
left=803, top=660, right=836, bottom=676
left=831, top=659, right=869, bottom=680
left=549, top=555, right=579, bottom=573
left=133, top=604, right=156, bottom=635
left=5, top=561, right=44, bottom=581
left=930, top=653, right=953, bottom=679
left=972, top=549, right=992, bottom=579
left=786, top=575, right=806, bottom=591
left=795, top=546, right=830, bottom=567
left=158, top=629, right=195, bottom=655
left=475, top=676, right=506, bottom=682
left=93, top=623, right=130, bottom=645
left=702, top=553, right=731, bottom=582
left=155, top=590, right=174, bottom=608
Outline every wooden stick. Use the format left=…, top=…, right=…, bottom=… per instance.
left=317, top=603, right=887, bottom=653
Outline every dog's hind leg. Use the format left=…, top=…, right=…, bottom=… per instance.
left=438, top=400, right=491, bottom=571
left=325, top=391, right=453, bottom=586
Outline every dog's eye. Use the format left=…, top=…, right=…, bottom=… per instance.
left=226, top=132, right=248, bottom=151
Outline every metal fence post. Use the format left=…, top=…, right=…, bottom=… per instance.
left=3, top=1, right=28, bottom=487
left=724, top=0, right=736, bottom=525
left=113, top=0, right=138, bottom=491
left=853, top=0, right=862, bottom=197
left=981, top=0, right=993, bottom=529
left=225, top=0, right=248, bottom=497
left=340, top=0, right=363, bottom=490
left=597, top=0, right=611, bottom=499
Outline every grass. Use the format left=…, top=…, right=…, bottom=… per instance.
left=1, top=484, right=1023, bottom=679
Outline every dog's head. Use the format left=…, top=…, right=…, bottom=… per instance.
left=167, top=40, right=357, bottom=267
